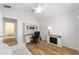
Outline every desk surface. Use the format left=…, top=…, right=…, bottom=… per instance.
left=24, top=33, right=33, bottom=36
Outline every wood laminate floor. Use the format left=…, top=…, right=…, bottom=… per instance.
left=26, top=40, right=79, bottom=55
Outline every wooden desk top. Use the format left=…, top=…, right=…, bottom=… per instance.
left=24, top=33, right=33, bottom=36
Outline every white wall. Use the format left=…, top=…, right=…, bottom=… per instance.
left=0, top=10, right=1, bottom=36
left=77, top=17, right=79, bottom=51
left=0, top=10, right=3, bottom=37
left=0, top=9, right=39, bottom=44
left=39, top=11, right=79, bottom=50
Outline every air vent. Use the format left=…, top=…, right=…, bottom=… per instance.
left=3, top=5, right=11, bottom=8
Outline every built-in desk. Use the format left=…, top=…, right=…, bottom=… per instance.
left=23, top=23, right=39, bottom=44
left=24, top=33, right=33, bottom=44
left=25, top=33, right=33, bottom=36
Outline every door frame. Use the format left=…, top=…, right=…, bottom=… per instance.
left=3, top=17, right=18, bottom=42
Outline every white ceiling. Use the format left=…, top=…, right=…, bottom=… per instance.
left=0, top=3, right=40, bottom=11
left=34, top=3, right=79, bottom=19
left=0, top=3, right=79, bottom=19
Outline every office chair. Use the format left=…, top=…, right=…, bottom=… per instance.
left=31, top=31, right=41, bottom=43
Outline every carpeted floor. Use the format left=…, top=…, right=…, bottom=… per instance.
left=3, top=36, right=17, bottom=46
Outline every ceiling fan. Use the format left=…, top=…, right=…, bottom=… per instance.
left=31, top=3, right=44, bottom=14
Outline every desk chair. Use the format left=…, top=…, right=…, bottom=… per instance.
left=31, top=31, right=41, bottom=43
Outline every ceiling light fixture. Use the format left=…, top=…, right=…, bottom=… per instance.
left=32, top=4, right=44, bottom=14
left=35, top=5, right=43, bottom=13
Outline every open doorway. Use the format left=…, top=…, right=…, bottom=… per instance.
left=3, top=17, right=17, bottom=46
